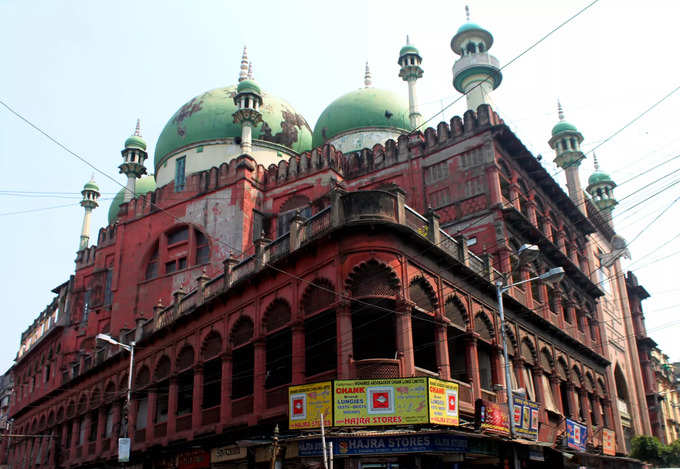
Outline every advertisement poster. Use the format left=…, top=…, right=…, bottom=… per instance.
left=289, top=381, right=333, bottom=429
left=475, top=399, right=510, bottom=436
left=512, top=396, right=539, bottom=440
left=602, top=428, right=616, bottom=456
left=428, top=378, right=460, bottom=426
left=566, top=419, right=588, bottom=452
left=333, top=378, right=429, bottom=427
left=298, top=433, right=467, bottom=457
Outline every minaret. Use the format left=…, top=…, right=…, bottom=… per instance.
left=548, top=101, right=587, bottom=213
left=232, top=48, right=263, bottom=155
left=586, top=154, right=618, bottom=221
left=79, top=176, right=100, bottom=250
left=119, top=119, right=148, bottom=203
left=398, top=35, right=423, bottom=129
left=451, top=6, right=502, bottom=111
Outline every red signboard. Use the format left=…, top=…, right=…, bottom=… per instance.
left=475, top=399, right=510, bottom=436
left=602, top=428, right=615, bottom=456
left=178, top=449, right=210, bottom=469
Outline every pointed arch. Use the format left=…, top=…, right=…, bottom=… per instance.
left=301, top=278, right=335, bottom=316
left=520, top=338, right=536, bottom=364
left=556, top=357, right=569, bottom=381
left=201, top=331, right=223, bottom=361
left=474, top=312, right=494, bottom=341
left=614, top=363, right=629, bottom=400
left=409, top=276, right=438, bottom=313
left=90, top=387, right=102, bottom=409
left=230, top=316, right=254, bottom=347
left=345, top=259, right=400, bottom=298
left=47, top=410, right=55, bottom=427
left=571, top=364, right=583, bottom=387
left=504, top=324, right=518, bottom=352
left=104, top=380, right=116, bottom=403
left=263, top=299, right=291, bottom=333
left=176, top=345, right=195, bottom=371
left=444, top=295, right=468, bottom=329
left=77, top=393, right=88, bottom=415
left=135, top=366, right=150, bottom=389
left=153, top=355, right=171, bottom=382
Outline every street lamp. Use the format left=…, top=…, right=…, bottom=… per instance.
left=496, top=245, right=564, bottom=439
left=95, top=333, right=135, bottom=462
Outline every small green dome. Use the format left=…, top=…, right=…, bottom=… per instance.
left=399, top=44, right=420, bottom=57
left=588, top=171, right=613, bottom=186
left=551, top=121, right=578, bottom=135
left=83, top=180, right=100, bottom=193
left=457, top=22, right=484, bottom=34
left=154, top=86, right=312, bottom=171
left=237, top=79, right=261, bottom=95
left=125, top=135, right=147, bottom=151
left=313, top=87, right=410, bottom=148
left=107, top=175, right=157, bottom=224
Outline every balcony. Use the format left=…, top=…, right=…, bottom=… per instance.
left=452, top=53, right=501, bottom=79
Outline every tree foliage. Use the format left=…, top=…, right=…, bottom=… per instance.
left=631, top=435, right=680, bottom=466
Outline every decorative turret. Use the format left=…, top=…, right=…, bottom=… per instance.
left=79, top=176, right=100, bottom=250
left=451, top=6, right=502, bottom=111
left=232, top=47, right=263, bottom=155
left=587, top=154, right=618, bottom=217
left=119, top=119, right=148, bottom=203
left=548, top=100, right=586, bottom=213
left=398, top=36, right=423, bottom=129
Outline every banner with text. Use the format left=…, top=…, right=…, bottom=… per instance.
left=566, top=419, right=588, bottom=452
left=289, top=381, right=333, bottom=429
left=475, top=399, right=510, bottom=436
left=428, top=378, right=459, bottom=426
left=512, top=396, right=539, bottom=440
left=602, top=428, right=615, bottom=456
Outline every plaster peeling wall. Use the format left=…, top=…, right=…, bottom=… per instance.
left=329, top=129, right=405, bottom=154
left=156, top=141, right=292, bottom=187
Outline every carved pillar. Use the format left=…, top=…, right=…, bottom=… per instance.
left=465, top=336, right=481, bottom=400
left=291, top=322, right=306, bottom=384
left=167, top=376, right=178, bottom=434
left=395, top=299, right=415, bottom=377
left=487, top=166, right=502, bottom=206
left=580, top=389, right=592, bottom=427
left=591, top=396, right=602, bottom=427
left=566, top=383, right=578, bottom=419
left=95, top=407, right=106, bottom=455
left=146, top=390, right=157, bottom=441
left=603, top=397, right=614, bottom=428
left=551, top=376, right=563, bottom=415
left=220, top=352, right=233, bottom=426
left=70, top=419, right=79, bottom=456
left=336, top=300, right=353, bottom=379
left=253, top=339, right=266, bottom=418
left=127, top=398, right=137, bottom=441
left=191, top=364, right=204, bottom=431
left=434, top=322, right=450, bottom=380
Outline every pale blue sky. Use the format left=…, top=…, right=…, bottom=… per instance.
left=2, top=0, right=680, bottom=372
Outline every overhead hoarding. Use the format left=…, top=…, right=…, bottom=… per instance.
left=298, top=434, right=467, bottom=457
left=428, top=378, right=459, bottom=426
left=566, top=418, right=588, bottom=452
left=602, top=428, right=615, bottom=456
left=289, top=381, right=333, bottom=429
left=511, top=396, right=539, bottom=440
left=475, top=399, right=510, bottom=436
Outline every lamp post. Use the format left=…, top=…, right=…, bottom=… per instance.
left=496, top=245, right=564, bottom=440
left=96, top=333, right=135, bottom=462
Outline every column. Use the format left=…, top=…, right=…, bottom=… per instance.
left=70, top=419, right=79, bottom=457
left=486, top=166, right=502, bottom=206
left=95, top=407, right=106, bottom=455
left=167, top=376, right=178, bottom=435
left=111, top=403, right=121, bottom=453
left=191, top=365, right=204, bottom=431
left=465, top=336, right=481, bottom=400
left=336, top=301, right=353, bottom=379
left=291, top=322, right=306, bottom=384
left=395, top=299, right=415, bottom=377
left=127, top=397, right=137, bottom=441
left=591, top=396, right=602, bottom=427
left=580, top=389, right=592, bottom=427
left=551, top=376, right=563, bottom=415
left=146, top=390, right=157, bottom=442
left=253, top=339, right=266, bottom=418
left=220, top=352, right=233, bottom=426
left=435, top=323, right=450, bottom=380
left=566, top=383, right=578, bottom=419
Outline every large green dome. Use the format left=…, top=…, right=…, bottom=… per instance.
left=154, top=86, right=312, bottom=171
left=108, top=175, right=157, bottom=224
left=312, top=88, right=410, bottom=148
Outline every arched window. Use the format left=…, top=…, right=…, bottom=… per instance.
left=153, top=356, right=171, bottom=424
left=409, top=277, right=437, bottom=313
left=231, top=318, right=255, bottom=399
left=277, top=195, right=312, bottom=237
left=557, top=358, right=570, bottom=416
left=520, top=339, right=536, bottom=401
left=201, top=332, right=223, bottom=412
left=444, top=296, right=467, bottom=330
left=263, top=301, right=292, bottom=389
left=302, top=279, right=337, bottom=377
left=346, top=259, right=400, bottom=298
left=474, top=313, right=494, bottom=342
left=176, top=345, right=195, bottom=417
left=144, top=226, right=211, bottom=280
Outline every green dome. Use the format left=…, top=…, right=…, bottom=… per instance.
left=457, top=22, right=484, bottom=34
left=83, top=180, right=100, bottom=193
left=154, top=86, right=313, bottom=171
left=125, top=135, right=147, bottom=151
left=588, top=171, right=613, bottom=186
left=107, top=175, right=157, bottom=224
left=551, top=121, right=578, bottom=135
left=236, top=79, right=261, bottom=95
left=399, top=44, right=420, bottom=57
left=312, top=88, right=410, bottom=148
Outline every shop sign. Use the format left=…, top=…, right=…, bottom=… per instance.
left=298, top=433, right=467, bottom=457
left=475, top=399, right=510, bottom=436
left=566, top=419, right=588, bottom=452
left=289, top=381, right=333, bottom=429
left=153, top=454, right=178, bottom=469
left=602, top=428, right=615, bottom=456
left=511, top=396, right=539, bottom=440
left=118, top=438, right=130, bottom=463
left=428, top=378, right=459, bottom=426
left=178, top=449, right=210, bottom=469
left=211, top=445, right=247, bottom=463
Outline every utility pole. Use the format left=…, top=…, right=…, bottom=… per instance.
left=270, top=425, right=280, bottom=469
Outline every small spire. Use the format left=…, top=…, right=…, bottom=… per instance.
left=364, top=62, right=372, bottom=88
left=89, top=172, right=95, bottom=183
left=134, top=118, right=141, bottom=136
left=557, top=99, right=564, bottom=121
left=248, top=61, right=253, bottom=80
left=465, top=5, right=470, bottom=22
left=593, top=153, right=600, bottom=171
left=406, top=35, right=410, bottom=45
left=239, top=46, right=249, bottom=82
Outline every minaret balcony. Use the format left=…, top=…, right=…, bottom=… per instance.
left=118, top=162, right=148, bottom=178
left=232, top=108, right=263, bottom=126
left=452, top=53, right=502, bottom=91
left=399, top=65, right=423, bottom=80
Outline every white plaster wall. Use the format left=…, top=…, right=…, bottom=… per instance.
left=328, top=129, right=406, bottom=154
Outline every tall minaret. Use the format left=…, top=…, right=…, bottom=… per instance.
left=232, top=47, right=263, bottom=155
left=79, top=176, right=100, bottom=250
left=548, top=101, right=587, bottom=213
left=119, top=119, right=148, bottom=203
left=398, top=36, right=423, bottom=129
left=586, top=154, right=618, bottom=222
left=451, top=6, right=502, bottom=111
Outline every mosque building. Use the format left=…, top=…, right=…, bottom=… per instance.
left=5, top=9, right=655, bottom=469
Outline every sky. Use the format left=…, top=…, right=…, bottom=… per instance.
left=1, top=0, right=680, bottom=372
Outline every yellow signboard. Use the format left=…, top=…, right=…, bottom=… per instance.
left=602, top=428, right=616, bottom=456
left=427, top=378, right=459, bottom=426
left=289, top=381, right=333, bottom=429
left=333, top=378, right=429, bottom=427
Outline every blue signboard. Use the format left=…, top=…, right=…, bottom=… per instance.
left=511, top=396, right=540, bottom=440
left=566, top=418, right=588, bottom=452
left=298, top=433, right=467, bottom=457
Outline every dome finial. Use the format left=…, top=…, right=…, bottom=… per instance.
left=593, top=152, right=600, bottom=171
left=465, top=5, right=470, bottom=22
left=239, top=46, right=249, bottom=82
left=134, top=118, right=142, bottom=136
left=557, top=99, right=565, bottom=121
left=248, top=61, right=253, bottom=80
left=406, top=34, right=410, bottom=45
left=364, top=62, right=372, bottom=88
